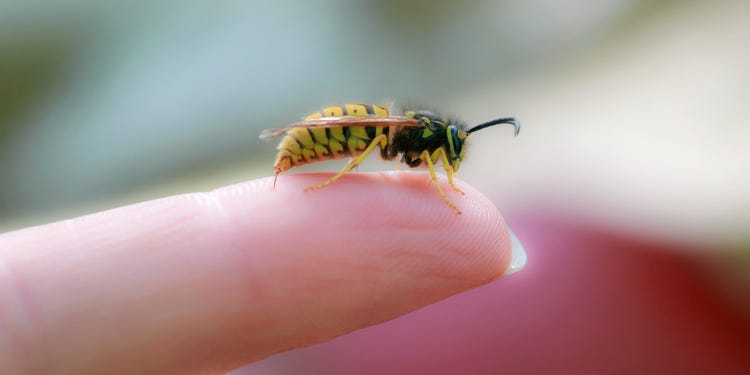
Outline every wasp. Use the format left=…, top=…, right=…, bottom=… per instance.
left=259, top=103, right=519, bottom=214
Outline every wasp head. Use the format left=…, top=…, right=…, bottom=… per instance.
left=403, top=109, right=519, bottom=173
left=446, top=125, right=468, bottom=172
left=407, top=110, right=469, bottom=172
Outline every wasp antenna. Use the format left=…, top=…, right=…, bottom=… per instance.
left=467, top=117, right=520, bottom=136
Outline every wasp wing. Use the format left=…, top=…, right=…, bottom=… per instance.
left=259, top=116, right=420, bottom=141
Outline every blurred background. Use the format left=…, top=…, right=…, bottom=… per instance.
left=1, top=0, right=748, bottom=373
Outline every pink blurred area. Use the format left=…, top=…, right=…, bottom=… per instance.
left=238, top=214, right=749, bottom=374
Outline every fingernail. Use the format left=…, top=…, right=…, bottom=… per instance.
left=503, top=228, right=527, bottom=276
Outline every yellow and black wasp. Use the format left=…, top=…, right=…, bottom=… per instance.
left=259, top=103, right=519, bottom=214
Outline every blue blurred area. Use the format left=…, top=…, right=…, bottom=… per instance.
left=0, top=0, right=637, bottom=225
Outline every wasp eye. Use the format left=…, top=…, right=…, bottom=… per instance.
left=449, top=126, right=463, bottom=158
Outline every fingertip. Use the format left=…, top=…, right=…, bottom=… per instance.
left=216, top=171, right=512, bottom=285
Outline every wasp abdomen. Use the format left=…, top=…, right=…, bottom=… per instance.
left=273, top=104, right=391, bottom=174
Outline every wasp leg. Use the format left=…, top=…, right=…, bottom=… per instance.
left=420, top=150, right=461, bottom=214
left=430, top=148, right=465, bottom=195
left=305, top=134, right=388, bottom=192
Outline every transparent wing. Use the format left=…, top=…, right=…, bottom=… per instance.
left=258, top=116, right=420, bottom=141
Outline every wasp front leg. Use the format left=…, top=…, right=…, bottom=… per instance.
left=420, top=150, right=461, bottom=214
left=430, top=148, right=465, bottom=195
left=305, top=134, right=388, bottom=192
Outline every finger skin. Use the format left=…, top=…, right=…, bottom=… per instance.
left=0, top=172, right=511, bottom=374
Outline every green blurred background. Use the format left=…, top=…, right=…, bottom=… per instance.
left=1, top=0, right=748, bottom=373
left=1, top=0, right=747, bottom=244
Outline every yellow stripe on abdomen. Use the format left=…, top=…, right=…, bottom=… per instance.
left=322, top=106, right=344, bottom=117
left=372, top=104, right=389, bottom=116
left=349, top=126, right=369, bottom=140
left=304, top=103, right=390, bottom=120
left=344, top=104, right=368, bottom=116
left=275, top=104, right=392, bottom=174
left=273, top=125, right=390, bottom=174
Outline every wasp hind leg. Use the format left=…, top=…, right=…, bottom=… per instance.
left=420, top=150, right=461, bottom=214
left=305, top=134, right=388, bottom=192
left=430, top=148, right=465, bottom=195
